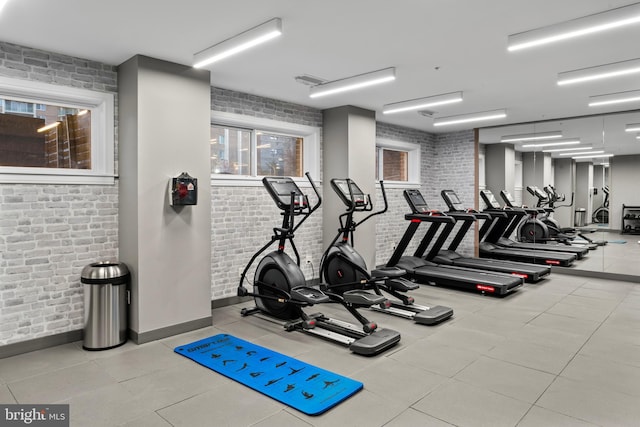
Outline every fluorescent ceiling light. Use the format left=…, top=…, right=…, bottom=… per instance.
left=0, top=0, right=9, bottom=13
left=508, top=2, right=640, bottom=51
left=501, top=131, right=562, bottom=142
left=558, top=58, right=640, bottom=85
left=309, top=67, right=396, bottom=98
left=521, top=139, right=580, bottom=148
left=589, top=89, right=640, bottom=107
left=572, top=153, right=615, bottom=159
left=542, top=146, right=591, bottom=153
left=193, top=18, right=282, bottom=68
left=433, top=109, right=506, bottom=127
left=559, top=150, right=604, bottom=156
left=382, top=91, right=463, bottom=114
left=37, top=122, right=60, bottom=133
left=625, top=123, right=640, bottom=132
left=637, top=134, right=640, bottom=139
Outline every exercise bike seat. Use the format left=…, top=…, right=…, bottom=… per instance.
left=371, top=266, right=406, bottom=279
left=290, top=286, right=331, bottom=304
left=342, top=289, right=387, bottom=306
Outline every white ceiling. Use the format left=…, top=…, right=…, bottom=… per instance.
left=2, top=0, right=640, bottom=146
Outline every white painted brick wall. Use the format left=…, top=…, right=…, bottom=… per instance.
left=0, top=42, right=118, bottom=346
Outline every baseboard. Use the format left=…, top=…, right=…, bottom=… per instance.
left=552, top=266, right=640, bottom=283
left=0, top=330, right=82, bottom=359
left=211, top=295, right=252, bottom=309
left=130, top=315, right=213, bottom=344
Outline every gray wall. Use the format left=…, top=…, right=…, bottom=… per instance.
left=552, top=158, right=576, bottom=227
left=485, top=143, right=515, bottom=197
left=0, top=42, right=118, bottom=346
left=118, top=56, right=212, bottom=342
left=575, top=162, right=593, bottom=221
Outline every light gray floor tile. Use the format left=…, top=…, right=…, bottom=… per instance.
left=93, top=341, right=190, bottom=382
left=251, top=410, right=312, bottom=427
left=157, top=384, right=283, bottom=427
left=578, top=335, right=640, bottom=368
left=516, top=405, right=600, bottom=427
left=487, top=338, right=576, bottom=374
left=217, top=315, right=287, bottom=340
left=384, top=408, right=455, bottom=427
left=251, top=332, right=318, bottom=357
left=545, top=300, right=614, bottom=323
left=447, top=312, right=525, bottom=337
left=507, top=323, right=589, bottom=353
left=412, top=378, right=532, bottom=427
left=527, top=312, right=601, bottom=336
left=63, top=383, right=154, bottom=427
left=454, top=356, right=555, bottom=403
left=118, top=412, right=173, bottom=427
left=8, top=361, right=117, bottom=403
left=537, top=376, right=640, bottom=426
left=159, top=325, right=225, bottom=349
left=0, top=384, right=16, bottom=403
left=351, top=356, right=448, bottom=405
left=0, top=343, right=88, bottom=383
left=388, top=341, right=481, bottom=377
left=560, top=354, right=640, bottom=398
left=425, top=325, right=507, bottom=353
left=296, top=389, right=405, bottom=427
left=295, top=342, right=382, bottom=377
left=475, top=304, right=541, bottom=324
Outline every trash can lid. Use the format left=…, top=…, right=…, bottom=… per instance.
left=81, top=261, right=130, bottom=285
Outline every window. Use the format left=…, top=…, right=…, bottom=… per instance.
left=376, top=138, right=420, bottom=184
left=210, top=111, right=319, bottom=184
left=0, top=77, right=114, bottom=185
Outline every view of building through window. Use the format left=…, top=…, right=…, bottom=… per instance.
left=210, top=125, right=303, bottom=177
left=0, top=98, right=91, bottom=169
left=377, top=147, right=409, bottom=181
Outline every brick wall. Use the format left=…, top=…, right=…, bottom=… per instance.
left=210, top=87, right=324, bottom=299
left=0, top=42, right=118, bottom=346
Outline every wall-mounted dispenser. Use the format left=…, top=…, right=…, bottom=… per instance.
left=170, top=172, right=197, bottom=206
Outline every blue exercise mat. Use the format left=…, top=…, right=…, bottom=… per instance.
left=174, top=334, right=363, bottom=415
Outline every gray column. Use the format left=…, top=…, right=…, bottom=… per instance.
left=118, top=55, right=212, bottom=343
left=553, top=158, right=575, bottom=227
left=322, top=106, right=377, bottom=268
left=485, top=143, right=515, bottom=196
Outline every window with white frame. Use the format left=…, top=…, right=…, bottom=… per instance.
left=210, top=111, right=319, bottom=183
left=0, top=77, right=115, bottom=185
left=376, top=138, right=420, bottom=184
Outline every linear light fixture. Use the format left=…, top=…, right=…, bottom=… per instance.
left=625, top=123, right=640, bottom=132
left=542, top=146, right=591, bottom=153
left=309, top=67, right=396, bottom=98
left=572, top=153, right=615, bottom=159
left=589, top=89, right=640, bottom=107
left=500, top=130, right=563, bottom=142
left=521, top=139, right=580, bottom=148
left=559, top=150, right=604, bottom=156
left=433, top=109, right=506, bottom=127
left=37, top=122, right=60, bottom=133
left=382, top=91, right=463, bottom=114
left=637, top=134, right=640, bottom=139
left=0, top=0, right=9, bottom=13
left=558, top=58, right=640, bottom=85
left=193, top=18, right=282, bottom=68
left=507, top=2, right=640, bottom=51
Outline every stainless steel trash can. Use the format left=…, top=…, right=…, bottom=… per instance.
left=574, top=208, right=587, bottom=228
left=81, top=262, right=130, bottom=350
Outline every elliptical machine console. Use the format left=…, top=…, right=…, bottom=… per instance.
left=238, top=173, right=401, bottom=355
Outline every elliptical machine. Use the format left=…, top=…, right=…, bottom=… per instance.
left=592, top=186, right=610, bottom=224
left=238, top=173, right=400, bottom=356
left=320, top=178, right=453, bottom=325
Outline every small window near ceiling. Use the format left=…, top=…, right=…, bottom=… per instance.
left=0, top=98, right=92, bottom=169
left=257, top=132, right=303, bottom=177
left=375, top=139, right=419, bottom=183
left=210, top=125, right=251, bottom=175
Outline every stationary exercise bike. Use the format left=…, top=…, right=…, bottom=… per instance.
left=238, top=173, right=400, bottom=355
left=320, top=178, right=453, bottom=325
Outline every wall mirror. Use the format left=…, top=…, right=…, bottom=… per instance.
left=478, top=109, right=640, bottom=278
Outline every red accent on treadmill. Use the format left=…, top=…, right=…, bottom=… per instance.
left=511, top=273, right=528, bottom=279
left=411, top=218, right=422, bottom=223
left=476, top=284, right=496, bottom=293
left=337, top=270, right=343, bottom=278
left=545, top=260, right=561, bottom=265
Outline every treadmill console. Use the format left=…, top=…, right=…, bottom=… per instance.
left=403, top=189, right=432, bottom=214
left=262, top=176, right=307, bottom=211
left=330, top=179, right=367, bottom=209
left=480, top=190, right=501, bottom=209
left=500, top=190, right=517, bottom=208
left=441, top=190, right=464, bottom=212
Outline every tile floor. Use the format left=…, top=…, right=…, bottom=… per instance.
left=1, top=273, right=640, bottom=426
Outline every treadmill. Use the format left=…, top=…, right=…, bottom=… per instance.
left=478, top=190, right=577, bottom=267
left=498, top=190, right=588, bottom=259
left=384, top=190, right=523, bottom=296
left=430, top=189, right=551, bottom=283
